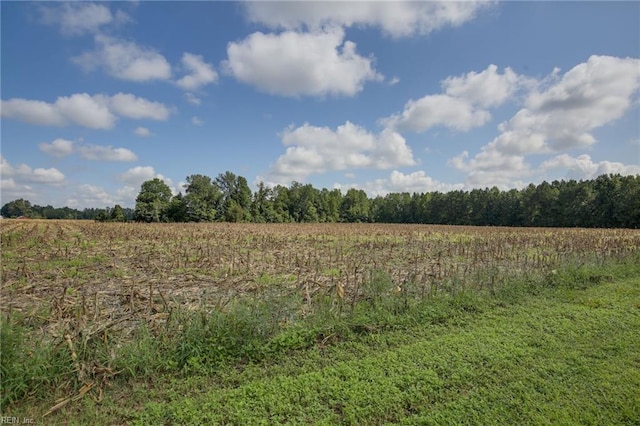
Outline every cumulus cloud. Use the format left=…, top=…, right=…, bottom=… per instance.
left=518, top=55, right=640, bottom=152
left=134, top=127, right=151, bottom=137
left=268, top=121, right=415, bottom=184
left=118, top=166, right=179, bottom=197
left=99, top=93, right=171, bottom=120
left=119, top=166, right=159, bottom=185
left=381, top=170, right=464, bottom=194
left=0, top=178, right=37, bottom=205
left=38, top=138, right=75, bottom=157
left=73, top=35, right=172, bottom=82
left=78, top=145, right=138, bottom=162
left=71, top=184, right=116, bottom=207
left=65, top=166, right=178, bottom=209
left=37, top=139, right=138, bottom=162
left=39, top=3, right=127, bottom=36
left=224, top=28, right=383, bottom=97
left=1, top=94, right=114, bottom=129
left=191, top=116, right=204, bottom=126
left=56, top=93, right=117, bottom=129
left=334, top=170, right=463, bottom=197
left=384, top=94, right=492, bottom=133
left=485, top=55, right=640, bottom=156
left=243, top=1, right=493, bottom=38
left=176, top=53, right=218, bottom=91
left=449, top=149, right=532, bottom=188
left=449, top=55, right=640, bottom=188
left=1, top=155, right=65, bottom=184
left=540, top=154, right=640, bottom=181
left=1, top=92, right=171, bottom=129
left=184, top=93, right=202, bottom=105
left=383, top=65, right=527, bottom=133
left=442, top=64, right=528, bottom=108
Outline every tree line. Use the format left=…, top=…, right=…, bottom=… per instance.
left=0, top=199, right=134, bottom=221
left=132, top=172, right=640, bottom=228
left=2, top=173, right=639, bottom=228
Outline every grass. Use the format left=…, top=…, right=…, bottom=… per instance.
left=2, top=255, right=639, bottom=424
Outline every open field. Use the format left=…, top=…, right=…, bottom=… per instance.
left=1, top=220, right=640, bottom=422
left=3, top=220, right=638, bottom=314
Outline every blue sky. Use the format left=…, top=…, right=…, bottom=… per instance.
left=1, top=1, right=639, bottom=209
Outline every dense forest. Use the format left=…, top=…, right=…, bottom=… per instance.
left=2, top=173, right=639, bottom=228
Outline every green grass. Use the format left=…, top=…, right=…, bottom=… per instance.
left=129, top=276, right=640, bottom=425
left=3, top=256, right=639, bottom=424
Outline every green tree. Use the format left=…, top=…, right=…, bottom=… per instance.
left=167, top=193, right=189, bottom=222
left=1, top=199, right=32, bottom=218
left=110, top=204, right=126, bottom=222
left=340, top=188, right=370, bottom=222
left=251, top=182, right=280, bottom=223
left=95, top=210, right=110, bottom=222
left=287, top=182, right=321, bottom=222
left=110, top=204, right=127, bottom=222
left=272, top=185, right=292, bottom=222
left=184, top=174, right=220, bottom=221
left=134, top=178, right=172, bottom=222
left=317, top=188, right=342, bottom=222
left=214, top=171, right=252, bottom=222
left=225, top=200, right=245, bottom=222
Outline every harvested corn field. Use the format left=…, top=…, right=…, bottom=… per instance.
left=3, top=220, right=639, bottom=322
left=1, top=220, right=640, bottom=421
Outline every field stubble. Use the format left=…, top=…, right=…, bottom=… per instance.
left=3, top=221, right=638, bottom=317
left=1, top=220, right=639, bottom=415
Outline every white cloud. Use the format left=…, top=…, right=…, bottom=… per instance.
left=78, top=145, right=138, bottom=162
left=73, top=184, right=116, bottom=207
left=383, top=65, right=527, bottom=133
left=448, top=55, right=640, bottom=188
left=449, top=149, right=532, bottom=188
left=39, top=3, right=120, bottom=36
left=384, top=94, right=492, bottom=133
left=1, top=94, right=115, bottom=129
left=176, top=53, right=218, bottom=91
left=55, top=93, right=117, bottom=129
left=134, top=127, right=152, bottom=137
left=31, top=168, right=65, bottom=184
left=100, top=93, right=171, bottom=120
left=39, top=138, right=75, bottom=157
left=494, top=55, right=640, bottom=155
left=119, top=166, right=158, bottom=185
left=184, top=93, right=202, bottom=105
left=540, top=154, right=640, bottom=181
left=531, top=55, right=640, bottom=150
left=73, top=35, right=172, bottom=82
left=268, top=121, right=415, bottom=184
left=1, top=93, right=171, bottom=129
left=223, top=28, right=383, bottom=97
left=385, top=170, right=464, bottom=194
left=388, top=76, right=400, bottom=86
left=119, top=166, right=179, bottom=196
left=192, top=116, right=204, bottom=126
left=65, top=168, right=169, bottom=209
left=0, top=178, right=37, bottom=205
left=442, top=64, right=527, bottom=108
left=0, top=98, right=65, bottom=126
left=0, top=155, right=65, bottom=184
left=38, top=139, right=140, bottom=162
left=334, top=170, right=463, bottom=197
left=244, top=1, right=493, bottom=38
